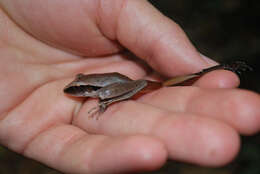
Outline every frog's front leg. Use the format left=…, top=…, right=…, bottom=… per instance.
left=98, top=80, right=148, bottom=113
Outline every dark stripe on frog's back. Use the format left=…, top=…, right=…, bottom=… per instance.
left=79, top=72, right=132, bottom=87
left=98, top=80, right=147, bottom=99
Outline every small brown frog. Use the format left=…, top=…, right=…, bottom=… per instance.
left=64, top=61, right=252, bottom=115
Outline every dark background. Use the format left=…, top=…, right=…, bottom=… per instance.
left=1, top=0, right=259, bottom=173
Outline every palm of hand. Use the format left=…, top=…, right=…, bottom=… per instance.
left=0, top=1, right=260, bottom=173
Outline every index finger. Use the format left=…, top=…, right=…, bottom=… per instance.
left=103, top=0, right=217, bottom=75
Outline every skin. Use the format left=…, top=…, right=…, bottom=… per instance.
left=0, top=0, right=260, bottom=173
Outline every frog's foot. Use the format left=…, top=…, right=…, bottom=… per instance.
left=88, top=105, right=98, bottom=114
left=221, top=61, right=253, bottom=75
left=87, top=102, right=108, bottom=120
left=87, top=106, right=99, bottom=119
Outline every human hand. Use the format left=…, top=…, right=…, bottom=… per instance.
left=0, top=0, right=260, bottom=173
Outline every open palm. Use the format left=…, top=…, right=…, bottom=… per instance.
left=0, top=0, right=259, bottom=173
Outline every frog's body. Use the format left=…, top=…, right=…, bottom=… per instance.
left=64, top=72, right=148, bottom=112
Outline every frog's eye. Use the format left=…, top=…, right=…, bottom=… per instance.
left=76, top=73, right=84, bottom=79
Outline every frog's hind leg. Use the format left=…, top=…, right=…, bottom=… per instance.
left=194, top=61, right=252, bottom=76
left=163, top=61, right=252, bottom=86
left=98, top=80, right=148, bottom=113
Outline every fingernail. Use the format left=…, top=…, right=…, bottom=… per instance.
left=200, top=53, right=219, bottom=65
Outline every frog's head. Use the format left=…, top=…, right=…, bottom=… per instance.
left=63, top=74, right=100, bottom=97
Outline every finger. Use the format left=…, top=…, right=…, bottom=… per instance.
left=0, top=0, right=122, bottom=56
left=193, top=70, right=240, bottom=88
left=23, top=124, right=166, bottom=174
left=110, top=0, right=217, bottom=75
left=73, top=100, right=240, bottom=166
left=139, top=86, right=260, bottom=135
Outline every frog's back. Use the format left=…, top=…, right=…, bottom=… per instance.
left=78, top=72, right=132, bottom=87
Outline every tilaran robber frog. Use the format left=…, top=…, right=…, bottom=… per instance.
left=64, top=61, right=252, bottom=114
